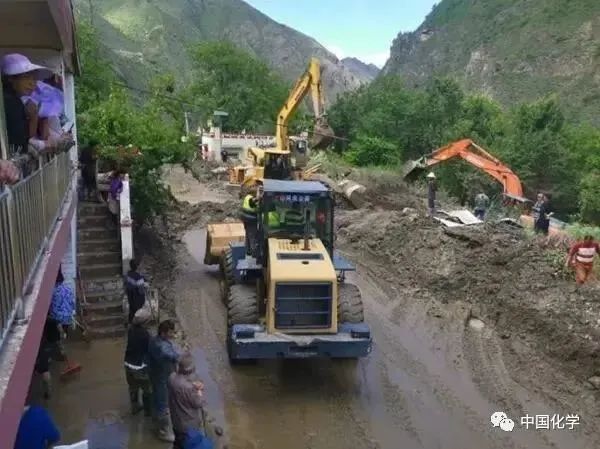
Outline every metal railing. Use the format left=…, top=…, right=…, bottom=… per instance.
left=0, top=151, right=73, bottom=343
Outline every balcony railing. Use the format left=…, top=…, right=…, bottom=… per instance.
left=0, top=151, right=73, bottom=343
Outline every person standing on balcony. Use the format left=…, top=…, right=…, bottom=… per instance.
left=1, top=54, right=51, bottom=155
left=1, top=54, right=70, bottom=174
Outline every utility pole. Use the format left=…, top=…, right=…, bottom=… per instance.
left=88, top=0, right=95, bottom=28
left=184, top=111, right=190, bottom=136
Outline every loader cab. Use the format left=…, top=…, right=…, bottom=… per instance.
left=256, top=180, right=334, bottom=264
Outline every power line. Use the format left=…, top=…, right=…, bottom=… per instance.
left=83, top=74, right=349, bottom=142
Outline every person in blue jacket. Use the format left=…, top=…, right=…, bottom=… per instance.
left=13, top=402, right=60, bottom=449
left=147, top=319, right=180, bottom=442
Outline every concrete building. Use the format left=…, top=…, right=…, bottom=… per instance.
left=0, top=3, right=80, bottom=448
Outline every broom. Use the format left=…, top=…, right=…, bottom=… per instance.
left=59, top=325, right=82, bottom=380
left=60, top=356, right=82, bottom=379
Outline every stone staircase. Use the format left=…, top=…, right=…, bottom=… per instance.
left=78, top=202, right=125, bottom=339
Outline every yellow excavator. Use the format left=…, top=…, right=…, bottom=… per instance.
left=228, top=57, right=334, bottom=187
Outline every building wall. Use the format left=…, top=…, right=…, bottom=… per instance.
left=61, top=72, right=77, bottom=291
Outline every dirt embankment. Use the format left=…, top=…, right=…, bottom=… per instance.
left=143, top=162, right=600, bottom=426
left=335, top=178, right=600, bottom=417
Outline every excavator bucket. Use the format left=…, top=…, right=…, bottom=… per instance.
left=204, top=222, right=245, bottom=265
left=310, top=117, right=335, bottom=150
left=402, top=157, right=428, bottom=180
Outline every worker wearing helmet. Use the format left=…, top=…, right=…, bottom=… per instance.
left=427, top=172, right=437, bottom=216
left=267, top=203, right=281, bottom=229
left=240, top=192, right=258, bottom=256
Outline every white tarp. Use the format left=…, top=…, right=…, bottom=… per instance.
left=446, top=209, right=483, bottom=225
left=435, top=209, right=483, bottom=227
left=434, top=217, right=465, bottom=228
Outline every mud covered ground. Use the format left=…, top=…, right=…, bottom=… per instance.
left=137, top=163, right=600, bottom=449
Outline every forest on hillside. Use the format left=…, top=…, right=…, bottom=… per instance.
left=76, top=21, right=600, bottom=225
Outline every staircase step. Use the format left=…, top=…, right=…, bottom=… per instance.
left=83, top=300, right=123, bottom=316
left=79, top=214, right=112, bottom=229
left=86, top=314, right=124, bottom=328
left=78, top=239, right=120, bottom=253
left=79, top=227, right=117, bottom=241
left=80, top=263, right=122, bottom=280
left=88, top=324, right=126, bottom=339
left=82, top=277, right=123, bottom=294
left=78, top=251, right=121, bottom=266
left=84, top=289, right=123, bottom=304
left=79, top=202, right=109, bottom=215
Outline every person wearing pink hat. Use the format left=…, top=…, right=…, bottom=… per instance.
left=2, top=53, right=72, bottom=174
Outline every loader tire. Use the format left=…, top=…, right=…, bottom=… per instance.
left=227, top=284, right=259, bottom=365
left=220, top=248, right=235, bottom=303
left=227, top=284, right=259, bottom=327
left=338, top=283, right=364, bottom=323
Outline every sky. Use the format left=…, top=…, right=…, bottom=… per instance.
left=244, top=0, right=439, bottom=68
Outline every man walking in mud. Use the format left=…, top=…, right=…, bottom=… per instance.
left=168, top=352, right=205, bottom=448
left=566, top=235, right=600, bottom=285
left=148, top=319, right=181, bottom=442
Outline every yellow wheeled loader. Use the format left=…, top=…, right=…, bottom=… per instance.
left=205, top=179, right=371, bottom=362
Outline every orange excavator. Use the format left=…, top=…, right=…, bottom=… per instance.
left=403, top=139, right=569, bottom=234
left=403, top=139, right=528, bottom=204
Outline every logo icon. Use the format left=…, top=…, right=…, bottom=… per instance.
left=491, top=412, right=515, bottom=432
left=491, top=412, right=507, bottom=427
left=499, top=418, right=515, bottom=432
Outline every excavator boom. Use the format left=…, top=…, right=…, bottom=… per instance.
left=404, top=139, right=525, bottom=200
left=276, top=58, right=334, bottom=151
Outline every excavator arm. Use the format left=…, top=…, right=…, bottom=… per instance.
left=404, top=139, right=525, bottom=200
left=276, top=58, right=334, bottom=152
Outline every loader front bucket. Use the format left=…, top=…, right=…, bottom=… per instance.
left=310, top=117, right=335, bottom=150
left=204, top=222, right=246, bottom=265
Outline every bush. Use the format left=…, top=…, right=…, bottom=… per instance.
left=344, top=135, right=402, bottom=167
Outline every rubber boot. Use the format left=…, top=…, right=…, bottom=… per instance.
left=155, top=413, right=175, bottom=443
left=142, top=392, right=152, bottom=417
left=130, top=391, right=143, bottom=415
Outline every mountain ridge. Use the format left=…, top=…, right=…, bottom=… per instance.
left=382, top=0, right=600, bottom=124
left=76, top=0, right=374, bottom=105
left=342, top=57, right=380, bottom=81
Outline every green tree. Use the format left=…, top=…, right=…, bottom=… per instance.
left=344, top=135, right=402, bottom=167
left=76, top=21, right=193, bottom=223
left=185, top=41, right=288, bottom=133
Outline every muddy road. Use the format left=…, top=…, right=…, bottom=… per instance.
left=157, top=168, right=597, bottom=449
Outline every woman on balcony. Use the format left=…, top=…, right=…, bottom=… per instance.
left=1, top=54, right=72, bottom=175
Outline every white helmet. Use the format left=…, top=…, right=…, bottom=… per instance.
left=427, top=172, right=436, bottom=179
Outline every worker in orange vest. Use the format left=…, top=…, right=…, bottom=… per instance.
left=565, top=235, right=600, bottom=285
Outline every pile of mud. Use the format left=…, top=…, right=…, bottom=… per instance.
left=164, top=199, right=239, bottom=237
left=337, top=209, right=600, bottom=379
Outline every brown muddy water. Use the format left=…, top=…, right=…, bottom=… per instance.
left=44, top=228, right=596, bottom=449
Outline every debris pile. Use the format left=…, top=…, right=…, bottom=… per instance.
left=337, top=208, right=600, bottom=378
